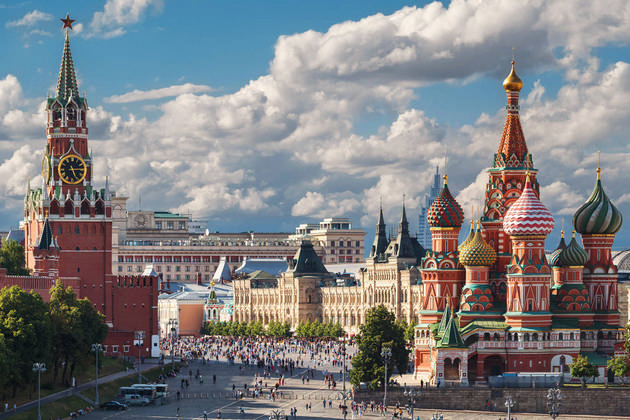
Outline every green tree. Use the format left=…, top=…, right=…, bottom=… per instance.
left=0, top=285, right=50, bottom=396
left=350, top=305, right=408, bottom=389
left=607, top=356, right=630, bottom=384
left=246, top=320, right=264, bottom=336
left=48, top=283, right=107, bottom=385
left=0, top=239, right=30, bottom=275
left=570, top=354, right=599, bottom=387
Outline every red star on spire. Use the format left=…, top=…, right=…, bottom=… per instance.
left=61, top=14, right=75, bottom=31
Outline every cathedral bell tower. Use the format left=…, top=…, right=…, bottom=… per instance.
left=24, top=15, right=114, bottom=320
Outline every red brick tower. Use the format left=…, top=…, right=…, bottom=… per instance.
left=22, top=16, right=159, bottom=357
left=502, top=174, right=555, bottom=329
left=24, top=15, right=115, bottom=320
left=572, top=164, right=623, bottom=325
left=482, top=60, right=540, bottom=298
left=420, top=174, right=465, bottom=324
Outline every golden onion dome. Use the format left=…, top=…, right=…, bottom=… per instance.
left=503, top=60, right=523, bottom=92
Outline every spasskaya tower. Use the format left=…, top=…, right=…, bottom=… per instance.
left=24, top=14, right=115, bottom=320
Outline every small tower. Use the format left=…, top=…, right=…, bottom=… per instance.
left=482, top=59, right=538, bottom=280
left=550, top=231, right=593, bottom=326
left=369, top=205, right=389, bottom=261
left=419, top=173, right=465, bottom=323
left=458, top=222, right=499, bottom=326
left=502, top=173, right=555, bottom=329
left=573, top=162, right=623, bottom=325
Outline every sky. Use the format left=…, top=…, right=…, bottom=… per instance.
left=2, top=0, right=630, bottom=250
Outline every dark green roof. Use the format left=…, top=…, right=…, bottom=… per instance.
left=580, top=352, right=610, bottom=366
left=437, top=304, right=451, bottom=333
left=37, top=218, right=54, bottom=250
left=248, top=270, right=278, bottom=280
left=289, top=241, right=329, bottom=275
left=460, top=320, right=508, bottom=336
left=436, top=316, right=466, bottom=348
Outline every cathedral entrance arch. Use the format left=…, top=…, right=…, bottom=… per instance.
left=484, top=355, right=504, bottom=377
left=444, top=358, right=461, bottom=380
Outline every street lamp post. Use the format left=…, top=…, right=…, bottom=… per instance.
left=547, top=386, right=562, bottom=419
left=91, top=344, right=103, bottom=405
left=381, top=346, right=392, bottom=411
left=403, top=388, right=419, bottom=420
left=134, top=330, right=145, bottom=384
left=33, top=362, right=46, bottom=420
left=168, top=319, right=178, bottom=370
left=339, top=334, right=350, bottom=420
left=505, top=395, right=515, bottom=420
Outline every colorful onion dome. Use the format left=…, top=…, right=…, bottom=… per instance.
left=573, top=169, right=623, bottom=235
left=503, top=174, right=555, bottom=236
left=558, top=232, right=589, bottom=267
left=460, top=223, right=497, bottom=266
left=427, top=176, right=464, bottom=228
left=549, top=231, right=567, bottom=267
left=503, top=60, right=523, bottom=92
left=458, top=220, right=475, bottom=252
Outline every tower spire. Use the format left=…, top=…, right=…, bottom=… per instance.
left=494, top=58, right=529, bottom=169
left=56, top=14, right=79, bottom=103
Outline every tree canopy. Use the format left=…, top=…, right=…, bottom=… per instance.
left=350, top=305, right=408, bottom=389
left=0, top=239, right=30, bottom=276
left=570, top=354, right=599, bottom=387
left=0, top=283, right=108, bottom=396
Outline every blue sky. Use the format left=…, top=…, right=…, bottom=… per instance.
left=2, top=0, right=630, bottom=251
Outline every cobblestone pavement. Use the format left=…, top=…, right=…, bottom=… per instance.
left=78, top=354, right=629, bottom=420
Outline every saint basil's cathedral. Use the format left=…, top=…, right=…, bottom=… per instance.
left=413, top=61, right=624, bottom=384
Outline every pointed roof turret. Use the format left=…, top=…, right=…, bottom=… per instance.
left=369, top=204, right=389, bottom=259
left=385, top=201, right=422, bottom=260
left=206, top=281, right=218, bottom=304
left=56, top=15, right=80, bottom=105
left=437, top=314, right=466, bottom=348
left=437, top=301, right=451, bottom=333
left=290, top=240, right=329, bottom=275
left=493, top=59, right=531, bottom=170
left=37, top=218, right=54, bottom=250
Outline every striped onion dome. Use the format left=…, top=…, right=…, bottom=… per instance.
left=458, top=220, right=475, bottom=252
left=573, top=170, right=622, bottom=235
left=549, top=232, right=567, bottom=267
left=427, top=176, right=464, bottom=228
left=459, top=224, right=497, bottom=266
left=503, top=175, right=555, bottom=236
left=558, top=232, right=589, bottom=267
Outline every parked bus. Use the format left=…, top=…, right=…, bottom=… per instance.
left=119, top=386, right=156, bottom=401
left=131, top=383, right=168, bottom=398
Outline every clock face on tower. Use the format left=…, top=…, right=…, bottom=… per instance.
left=41, top=155, right=51, bottom=184
left=58, top=154, right=87, bottom=184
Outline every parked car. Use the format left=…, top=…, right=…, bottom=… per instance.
left=100, top=401, right=128, bottom=411
left=123, top=394, right=150, bottom=406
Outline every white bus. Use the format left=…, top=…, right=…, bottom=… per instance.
left=131, top=383, right=168, bottom=398
left=119, top=386, right=156, bottom=401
